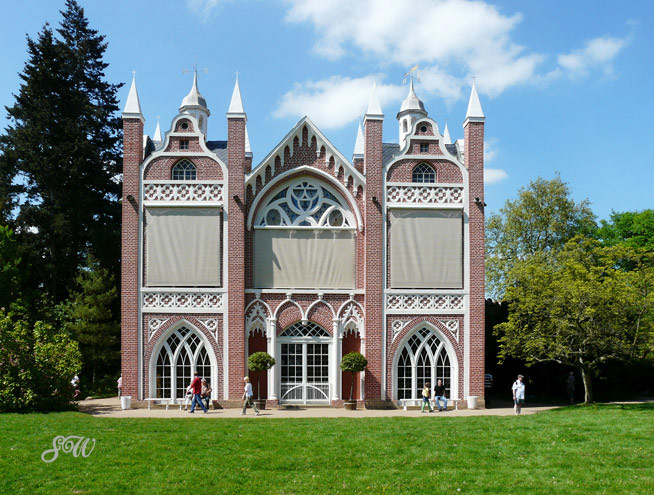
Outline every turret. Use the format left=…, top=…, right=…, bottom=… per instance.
left=397, top=78, right=427, bottom=148
left=179, top=70, right=210, bottom=137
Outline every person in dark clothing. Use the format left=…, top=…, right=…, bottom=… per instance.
left=434, top=379, right=447, bottom=411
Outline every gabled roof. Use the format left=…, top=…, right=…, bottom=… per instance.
left=246, top=116, right=365, bottom=190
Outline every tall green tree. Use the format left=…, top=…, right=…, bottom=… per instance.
left=597, top=209, right=654, bottom=251
left=495, top=237, right=654, bottom=403
left=59, top=256, right=119, bottom=384
left=0, top=0, right=122, bottom=304
left=486, top=175, right=596, bottom=298
left=0, top=225, right=22, bottom=311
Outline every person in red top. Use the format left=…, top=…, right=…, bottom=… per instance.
left=189, top=371, right=208, bottom=413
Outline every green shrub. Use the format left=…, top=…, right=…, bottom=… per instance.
left=0, top=310, right=81, bottom=412
left=247, top=352, right=276, bottom=399
left=340, top=352, right=368, bottom=400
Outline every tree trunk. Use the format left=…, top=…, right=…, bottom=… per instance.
left=350, top=372, right=354, bottom=401
left=580, top=367, right=593, bottom=403
left=257, top=377, right=260, bottom=400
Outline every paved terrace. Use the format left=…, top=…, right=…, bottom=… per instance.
left=79, top=397, right=558, bottom=418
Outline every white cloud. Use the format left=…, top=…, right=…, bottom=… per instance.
left=284, top=0, right=542, bottom=97
left=483, top=138, right=506, bottom=184
left=186, top=0, right=229, bottom=20
left=485, top=168, right=508, bottom=185
left=557, top=35, right=629, bottom=79
left=273, top=75, right=404, bottom=129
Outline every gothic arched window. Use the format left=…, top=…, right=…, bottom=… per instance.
left=395, top=326, right=451, bottom=400
left=412, top=163, right=436, bottom=183
left=172, top=159, right=197, bottom=180
left=154, top=326, right=213, bottom=399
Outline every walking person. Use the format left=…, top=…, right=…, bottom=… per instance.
left=434, top=379, right=448, bottom=412
left=512, top=374, right=525, bottom=415
left=117, top=374, right=122, bottom=398
left=183, top=384, right=193, bottom=411
left=188, top=371, right=208, bottom=413
left=241, top=377, right=260, bottom=416
left=566, top=371, right=576, bottom=404
left=421, top=382, right=434, bottom=413
left=71, top=375, right=81, bottom=399
left=201, top=378, right=212, bottom=410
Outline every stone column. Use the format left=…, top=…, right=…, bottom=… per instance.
left=268, top=318, right=278, bottom=401
left=331, top=318, right=341, bottom=401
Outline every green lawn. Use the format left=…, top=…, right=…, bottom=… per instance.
left=1, top=404, right=652, bottom=494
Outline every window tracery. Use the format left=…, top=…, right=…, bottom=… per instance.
left=412, top=163, right=436, bottom=183
left=172, top=159, right=197, bottom=181
left=255, top=178, right=354, bottom=228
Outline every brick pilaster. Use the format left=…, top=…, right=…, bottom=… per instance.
left=464, top=120, right=485, bottom=399
left=121, top=117, right=143, bottom=399
left=227, top=116, right=246, bottom=399
left=363, top=116, right=384, bottom=400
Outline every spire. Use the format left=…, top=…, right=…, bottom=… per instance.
left=227, top=75, right=246, bottom=117
left=353, top=121, right=365, bottom=159
left=153, top=117, right=162, bottom=142
left=180, top=69, right=209, bottom=113
left=365, top=80, right=383, bottom=118
left=465, top=80, right=485, bottom=122
left=443, top=122, right=452, bottom=144
left=244, top=124, right=252, bottom=156
left=398, top=77, right=426, bottom=117
left=122, top=73, right=144, bottom=121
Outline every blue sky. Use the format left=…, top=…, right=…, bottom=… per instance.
left=1, top=0, right=652, bottom=220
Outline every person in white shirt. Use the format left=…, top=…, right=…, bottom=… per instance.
left=241, top=376, right=260, bottom=416
left=512, top=374, right=525, bottom=415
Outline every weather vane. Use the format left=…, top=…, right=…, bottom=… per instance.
left=403, top=65, right=421, bottom=85
left=182, top=57, right=208, bottom=75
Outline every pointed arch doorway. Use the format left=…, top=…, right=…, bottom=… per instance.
left=278, top=322, right=331, bottom=404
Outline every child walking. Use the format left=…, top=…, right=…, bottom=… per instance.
left=421, top=382, right=434, bottom=413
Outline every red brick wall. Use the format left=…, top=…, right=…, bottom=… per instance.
left=465, top=121, right=486, bottom=399
left=363, top=117, right=384, bottom=400
left=121, top=117, right=143, bottom=398
left=144, top=156, right=224, bottom=181
left=387, top=159, right=463, bottom=183
left=227, top=116, right=246, bottom=399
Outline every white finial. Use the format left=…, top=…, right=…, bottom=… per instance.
left=244, top=124, right=252, bottom=155
left=122, top=72, right=143, bottom=120
left=227, top=75, right=245, bottom=116
left=180, top=67, right=208, bottom=112
left=366, top=80, right=383, bottom=117
left=443, top=121, right=452, bottom=144
left=353, top=121, right=365, bottom=158
left=465, top=80, right=485, bottom=121
left=153, top=116, right=162, bottom=142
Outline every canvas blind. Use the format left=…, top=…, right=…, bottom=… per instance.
left=253, top=229, right=356, bottom=289
left=389, top=209, right=463, bottom=289
left=145, top=207, right=221, bottom=286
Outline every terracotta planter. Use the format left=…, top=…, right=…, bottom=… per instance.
left=344, top=400, right=357, bottom=411
left=254, top=399, right=266, bottom=410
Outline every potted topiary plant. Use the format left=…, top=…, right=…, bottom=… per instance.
left=247, top=351, right=276, bottom=410
left=340, top=351, right=367, bottom=410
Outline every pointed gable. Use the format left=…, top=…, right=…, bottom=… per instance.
left=246, top=116, right=365, bottom=191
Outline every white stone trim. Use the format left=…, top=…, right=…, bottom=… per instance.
left=386, top=293, right=466, bottom=314
left=246, top=117, right=365, bottom=192
left=142, top=290, right=225, bottom=313
left=143, top=182, right=224, bottom=203
left=386, top=184, right=464, bottom=205
left=148, top=318, right=170, bottom=341
left=197, top=318, right=219, bottom=341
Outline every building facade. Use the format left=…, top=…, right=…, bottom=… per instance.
left=121, top=72, right=486, bottom=407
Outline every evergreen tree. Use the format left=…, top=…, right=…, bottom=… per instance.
left=0, top=0, right=122, bottom=305
left=60, top=256, right=119, bottom=384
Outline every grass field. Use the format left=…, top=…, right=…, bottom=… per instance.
left=1, top=403, right=652, bottom=494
